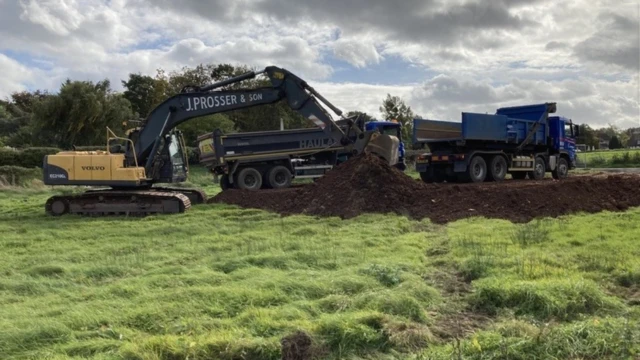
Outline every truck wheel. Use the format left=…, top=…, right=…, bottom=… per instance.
left=528, top=157, right=546, bottom=180
left=267, top=165, right=292, bottom=189
left=236, top=167, right=262, bottom=191
left=468, top=156, right=487, bottom=183
left=552, top=158, right=569, bottom=179
left=487, top=155, right=507, bottom=182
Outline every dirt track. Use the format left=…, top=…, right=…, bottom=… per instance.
left=209, top=154, right=640, bottom=224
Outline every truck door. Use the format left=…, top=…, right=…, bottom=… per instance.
left=562, top=121, right=577, bottom=164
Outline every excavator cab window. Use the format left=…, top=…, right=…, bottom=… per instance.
left=155, top=132, right=188, bottom=183
left=168, top=133, right=188, bottom=179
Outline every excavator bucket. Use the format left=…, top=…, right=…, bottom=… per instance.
left=363, top=132, right=400, bottom=166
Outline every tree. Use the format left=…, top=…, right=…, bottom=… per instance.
left=178, top=114, right=235, bottom=146
left=345, top=111, right=374, bottom=122
left=379, top=94, right=416, bottom=147
left=577, top=124, right=599, bottom=148
left=379, top=94, right=414, bottom=122
left=609, top=135, right=623, bottom=150
left=31, top=79, right=135, bottom=149
left=122, top=73, right=166, bottom=118
left=0, top=91, right=50, bottom=148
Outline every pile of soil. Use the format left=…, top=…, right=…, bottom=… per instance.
left=209, top=153, right=640, bottom=224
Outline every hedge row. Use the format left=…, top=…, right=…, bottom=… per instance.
left=0, top=166, right=42, bottom=186
left=73, top=146, right=108, bottom=151
left=0, top=148, right=61, bottom=168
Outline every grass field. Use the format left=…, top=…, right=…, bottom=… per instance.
left=577, top=149, right=640, bottom=168
left=1, top=167, right=639, bottom=359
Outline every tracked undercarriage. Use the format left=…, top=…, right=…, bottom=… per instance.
left=148, top=187, right=208, bottom=205
left=44, top=188, right=203, bottom=217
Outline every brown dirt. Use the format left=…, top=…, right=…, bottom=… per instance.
left=209, top=153, right=640, bottom=224
left=280, top=330, right=317, bottom=360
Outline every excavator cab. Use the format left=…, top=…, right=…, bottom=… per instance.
left=152, top=130, right=190, bottom=184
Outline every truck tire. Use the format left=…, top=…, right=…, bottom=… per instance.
left=236, top=167, right=262, bottom=190
left=528, top=157, right=546, bottom=180
left=267, top=165, right=292, bottom=189
left=487, top=155, right=507, bottom=182
left=467, top=156, right=487, bottom=183
left=552, top=157, right=569, bottom=179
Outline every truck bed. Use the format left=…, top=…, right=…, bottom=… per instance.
left=197, top=127, right=352, bottom=167
left=412, top=103, right=554, bottom=146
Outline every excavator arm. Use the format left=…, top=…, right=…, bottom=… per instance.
left=131, top=66, right=396, bottom=177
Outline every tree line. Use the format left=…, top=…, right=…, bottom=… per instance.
left=576, top=123, right=640, bottom=150
left=0, top=63, right=416, bottom=150
left=4, top=61, right=633, bottom=152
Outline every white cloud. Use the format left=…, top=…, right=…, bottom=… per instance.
left=0, top=0, right=637, bottom=131
left=409, top=75, right=639, bottom=129
left=314, top=82, right=415, bottom=118
left=333, top=38, right=382, bottom=68
left=0, top=54, right=39, bottom=98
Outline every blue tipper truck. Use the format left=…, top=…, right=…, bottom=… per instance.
left=412, top=102, right=580, bottom=183
left=197, top=120, right=405, bottom=190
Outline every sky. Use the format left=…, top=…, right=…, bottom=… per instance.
left=0, top=0, right=638, bottom=129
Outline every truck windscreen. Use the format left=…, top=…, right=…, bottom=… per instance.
left=382, top=126, right=401, bottom=139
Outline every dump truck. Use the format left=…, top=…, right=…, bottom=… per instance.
left=412, top=102, right=580, bottom=183
left=197, top=119, right=405, bottom=190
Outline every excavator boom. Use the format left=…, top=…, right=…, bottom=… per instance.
left=132, top=66, right=388, bottom=176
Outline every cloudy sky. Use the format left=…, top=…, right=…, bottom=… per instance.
left=0, top=0, right=638, bottom=129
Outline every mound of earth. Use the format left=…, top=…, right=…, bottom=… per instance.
left=209, top=153, right=640, bottom=224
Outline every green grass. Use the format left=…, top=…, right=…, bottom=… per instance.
left=0, top=168, right=639, bottom=359
left=577, top=149, right=640, bottom=168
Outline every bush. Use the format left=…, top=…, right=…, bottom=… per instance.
left=621, top=151, right=631, bottom=164
left=633, top=151, right=640, bottom=164
left=0, top=148, right=19, bottom=166
left=20, top=148, right=61, bottom=167
left=0, top=147, right=60, bottom=168
left=186, top=146, right=200, bottom=165
left=589, top=156, right=606, bottom=166
left=0, top=166, right=42, bottom=186
left=73, top=146, right=107, bottom=151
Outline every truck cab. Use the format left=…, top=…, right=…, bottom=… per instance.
left=365, top=120, right=406, bottom=170
left=549, top=116, right=579, bottom=168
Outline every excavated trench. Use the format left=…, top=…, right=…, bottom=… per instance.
left=209, top=153, right=640, bottom=224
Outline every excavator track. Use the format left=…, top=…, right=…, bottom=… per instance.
left=151, top=187, right=208, bottom=205
left=45, top=190, right=191, bottom=217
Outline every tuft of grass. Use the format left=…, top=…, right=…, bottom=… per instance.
left=360, top=263, right=403, bottom=287
left=420, top=316, right=640, bottom=359
left=615, top=267, right=640, bottom=288
left=469, top=277, right=624, bottom=320
left=511, top=219, right=551, bottom=247
left=25, top=264, right=66, bottom=277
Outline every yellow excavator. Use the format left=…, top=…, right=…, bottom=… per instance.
left=42, top=65, right=400, bottom=216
